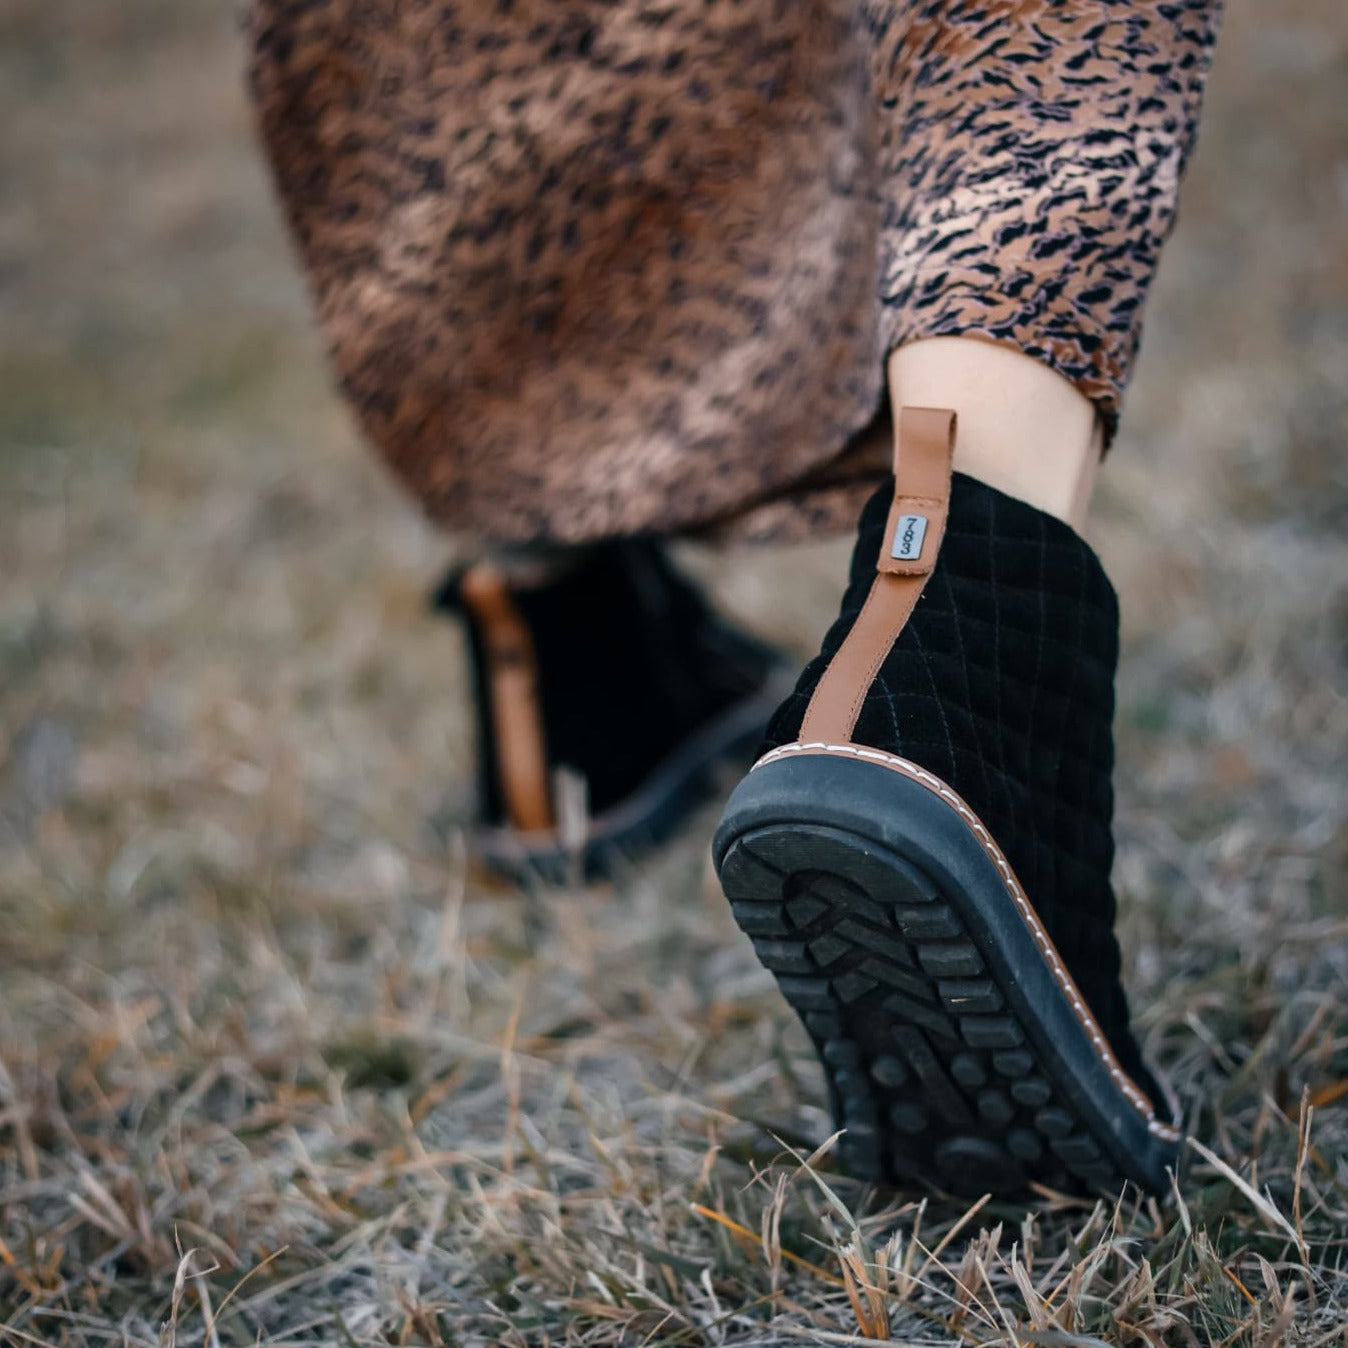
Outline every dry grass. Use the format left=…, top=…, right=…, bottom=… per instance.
left=2, top=0, right=1346, bottom=1342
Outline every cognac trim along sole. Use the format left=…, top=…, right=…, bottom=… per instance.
left=713, top=742, right=1181, bottom=1196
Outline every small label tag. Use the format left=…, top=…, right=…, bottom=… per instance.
left=890, top=513, right=928, bottom=562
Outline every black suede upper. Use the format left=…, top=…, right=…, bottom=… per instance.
left=438, top=541, right=777, bottom=824
left=763, top=473, right=1158, bottom=1103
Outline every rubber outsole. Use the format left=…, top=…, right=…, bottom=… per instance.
left=712, top=748, right=1179, bottom=1197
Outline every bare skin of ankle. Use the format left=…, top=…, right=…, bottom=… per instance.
left=887, top=337, right=1103, bottom=530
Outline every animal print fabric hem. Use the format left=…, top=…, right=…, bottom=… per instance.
left=868, top=2, right=1223, bottom=447
left=249, top=0, right=1222, bottom=547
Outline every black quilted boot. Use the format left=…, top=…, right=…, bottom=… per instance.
left=713, top=408, right=1179, bottom=1196
left=438, top=539, right=791, bottom=882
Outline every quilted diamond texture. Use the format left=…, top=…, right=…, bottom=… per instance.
left=763, top=473, right=1157, bottom=1100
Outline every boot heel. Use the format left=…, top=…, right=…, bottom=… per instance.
left=715, top=749, right=1180, bottom=1195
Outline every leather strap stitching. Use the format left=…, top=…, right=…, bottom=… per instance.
left=799, top=407, right=957, bottom=744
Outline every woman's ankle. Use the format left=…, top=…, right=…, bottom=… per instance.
left=887, top=337, right=1102, bottom=531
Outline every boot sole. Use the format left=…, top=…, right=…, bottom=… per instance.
left=713, top=744, right=1180, bottom=1197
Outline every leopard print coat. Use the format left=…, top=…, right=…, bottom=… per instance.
left=250, top=1, right=1221, bottom=546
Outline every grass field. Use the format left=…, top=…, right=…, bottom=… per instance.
left=2, top=0, right=1346, bottom=1342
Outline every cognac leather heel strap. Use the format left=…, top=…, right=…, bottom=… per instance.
left=799, top=406, right=957, bottom=745
left=459, top=564, right=557, bottom=834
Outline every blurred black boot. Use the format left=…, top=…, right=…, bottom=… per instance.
left=438, top=539, right=791, bottom=882
left=714, top=408, right=1179, bottom=1197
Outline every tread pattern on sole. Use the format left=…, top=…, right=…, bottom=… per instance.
left=722, top=823, right=1149, bottom=1195
left=752, top=741, right=1178, bottom=1142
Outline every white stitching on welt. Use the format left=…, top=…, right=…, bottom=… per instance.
left=752, top=740, right=1181, bottom=1144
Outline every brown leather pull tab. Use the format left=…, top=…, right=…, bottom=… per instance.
left=459, top=564, right=556, bottom=834
left=877, top=407, right=956, bottom=578
left=798, top=406, right=956, bottom=745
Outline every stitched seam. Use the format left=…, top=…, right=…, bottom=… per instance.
left=1021, top=526, right=1050, bottom=946
left=906, top=618, right=959, bottom=801
left=841, top=582, right=920, bottom=737
left=846, top=589, right=891, bottom=733
left=942, top=570, right=997, bottom=823
left=751, top=740, right=1181, bottom=1143
left=987, top=496, right=1014, bottom=838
